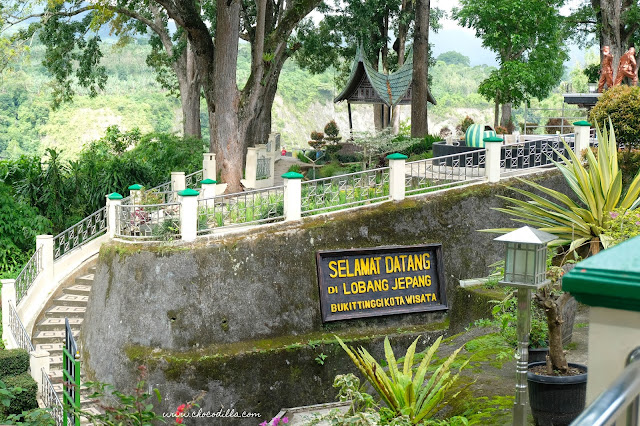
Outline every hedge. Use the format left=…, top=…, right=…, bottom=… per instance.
left=0, top=349, right=29, bottom=379
left=1, top=373, right=38, bottom=416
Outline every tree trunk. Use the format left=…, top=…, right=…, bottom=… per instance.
left=392, top=0, right=410, bottom=136
left=411, top=0, right=430, bottom=138
left=537, top=291, right=571, bottom=375
left=176, top=41, right=202, bottom=139
left=494, top=100, right=499, bottom=129
left=500, top=103, right=512, bottom=128
left=592, top=0, right=637, bottom=73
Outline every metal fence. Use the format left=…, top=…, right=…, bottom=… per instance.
left=197, top=186, right=285, bottom=232
left=15, top=246, right=42, bottom=304
left=301, top=167, right=390, bottom=215
left=9, top=303, right=34, bottom=352
left=257, top=156, right=270, bottom=180
left=405, top=150, right=487, bottom=195
left=53, top=207, right=107, bottom=260
left=42, top=367, right=65, bottom=426
left=115, top=202, right=181, bottom=240
left=501, top=135, right=575, bottom=171
left=186, top=169, right=204, bottom=188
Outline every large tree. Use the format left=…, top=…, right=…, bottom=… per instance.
left=411, top=0, right=429, bottom=138
left=453, top=0, right=568, bottom=128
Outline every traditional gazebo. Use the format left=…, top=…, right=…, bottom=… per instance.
left=334, top=46, right=437, bottom=134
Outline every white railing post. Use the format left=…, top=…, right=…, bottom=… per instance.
left=1, top=279, right=16, bottom=348
left=484, top=136, right=503, bottom=183
left=203, top=153, right=217, bottom=181
left=30, top=349, right=49, bottom=399
left=242, top=147, right=259, bottom=189
left=128, top=184, right=143, bottom=204
left=200, top=179, right=217, bottom=199
left=36, top=235, right=54, bottom=284
left=386, top=153, right=407, bottom=201
left=178, top=188, right=199, bottom=242
left=574, top=120, right=591, bottom=155
left=106, top=193, right=123, bottom=239
left=282, top=172, right=303, bottom=222
left=171, top=172, right=186, bottom=193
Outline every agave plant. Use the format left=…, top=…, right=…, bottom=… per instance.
left=489, top=119, right=640, bottom=255
left=336, top=335, right=468, bottom=424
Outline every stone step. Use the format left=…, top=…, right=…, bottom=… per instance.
left=53, top=382, right=90, bottom=395
left=53, top=294, right=89, bottom=307
left=36, top=342, right=64, bottom=356
left=88, top=266, right=96, bottom=274
left=45, top=305, right=87, bottom=318
left=37, top=317, right=83, bottom=331
left=64, top=284, right=92, bottom=296
left=75, top=274, right=95, bottom=286
left=48, top=369, right=86, bottom=385
left=33, top=329, right=79, bottom=345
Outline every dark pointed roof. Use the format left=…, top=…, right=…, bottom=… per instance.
left=334, top=46, right=436, bottom=107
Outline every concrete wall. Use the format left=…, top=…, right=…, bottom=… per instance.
left=82, top=170, right=571, bottom=424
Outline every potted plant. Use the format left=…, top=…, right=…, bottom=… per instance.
left=583, top=63, right=600, bottom=93
left=487, top=120, right=640, bottom=425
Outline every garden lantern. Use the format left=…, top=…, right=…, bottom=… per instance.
left=494, top=226, right=556, bottom=426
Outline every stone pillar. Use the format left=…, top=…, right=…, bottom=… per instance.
left=200, top=179, right=217, bottom=199
left=203, top=153, right=217, bottom=181
left=128, top=184, right=143, bottom=204
left=171, top=172, right=186, bottom=193
left=1, top=279, right=16, bottom=348
left=243, top=147, right=259, bottom=189
left=573, top=120, right=591, bottom=156
left=36, top=235, right=54, bottom=285
left=178, top=188, right=200, bottom=242
left=386, top=153, right=407, bottom=201
left=106, top=193, right=123, bottom=239
left=484, top=136, right=503, bottom=183
left=30, top=349, right=50, bottom=399
left=282, top=172, right=304, bottom=222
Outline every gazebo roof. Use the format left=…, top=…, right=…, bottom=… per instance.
left=334, top=46, right=436, bottom=107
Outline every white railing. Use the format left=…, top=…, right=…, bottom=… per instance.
left=9, top=303, right=34, bottom=352
left=115, top=202, right=181, bottom=240
left=301, top=167, right=390, bottom=215
left=501, top=134, right=575, bottom=171
left=15, top=246, right=42, bottom=304
left=42, top=367, right=65, bottom=426
left=405, top=149, right=486, bottom=196
left=53, top=207, right=107, bottom=260
left=197, top=186, right=285, bottom=233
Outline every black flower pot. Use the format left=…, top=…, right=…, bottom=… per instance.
left=527, top=362, right=587, bottom=426
left=528, top=347, right=549, bottom=363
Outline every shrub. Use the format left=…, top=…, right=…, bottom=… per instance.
left=287, top=164, right=302, bottom=174
left=590, top=85, right=640, bottom=149
left=400, top=134, right=442, bottom=157
left=310, top=131, right=324, bottom=142
left=545, top=118, right=571, bottom=135
left=1, top=373, right=38, bottom=416
left=324, top=120, right=340, bottom=139
left=583, top=63, right=600, bottom=83
left=456, top=116, right=474, bottom=136
left=495, top=125, right=508, bottom=135
left=0, top=350, right=29, bottom=379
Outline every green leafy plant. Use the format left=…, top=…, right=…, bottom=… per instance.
left=583, top=63, right=600, bottom=83
left=590, top=86, right=640, bottom=149
left=487, top=120, right=640, bottom=256
left=315, top=353, right=328, bottom=365
left=336, top=335, right=468, bottom=424
left=455, top=116, right=474, bottom=137
left=600, top=208, right=640, bottom=246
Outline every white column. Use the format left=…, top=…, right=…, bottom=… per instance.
left=179, top=189, right=199, bottom=242
left=574, top=121, right=591, bottom=155
left=128, top=184, right=143, bottom=204
left=200, top=179, right=217, bottom=199
left=203, top=153, right=217, bottom=181
left=36, top=235, right=54, bottom=285
left=484, top=137, right=503, bottom=183
left=30, top=349, right=50, bottom=399
left=243, top=147, right=259, bottom=189
left=171, top=172, right=186, bottom=193
left=1, top=279, right=16, bottom=348
left=283, top=172, right=303, bottom=222
left=386, top=153, right=407, bottom=201
left=106, top=194, right=123, bottom=238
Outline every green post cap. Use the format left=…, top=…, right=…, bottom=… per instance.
left=178, top=188, right=200, bottom=197
left=128, top=184, right=143, bottom=190
left=573, top=120, right=591, bottom=127
left=483, top=136, right=504, bottom=143
left=281, top=172, right=304, bottom=179
left=200, top=179, right=217, bottom=184
left=107, top=192, right=123, bottom=200
left=386, top=153, right=408, bottom=160
left=563, top=235, right=640, bottom=312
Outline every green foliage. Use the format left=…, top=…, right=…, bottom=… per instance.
left=0, top=350, right=29, bottom=379
left=601, top=208, right=640, bottom=247
left=485, top=121, right=640, bottom=255
left=583, top=63, right=600, bottom=83
left=0, top=374, right=37, bottom=417
left=336, top=335, right=469, bottom=424
left=324, top=120, right=340, bottom=139
left=400, top=135, right=442, bottom=157
left=456, top=117, right=474, bottom=137
left=491, top=294, right=548, bottom=349
left=437, top=51, right=471, bottom=67
left=590, top=85, right=640, bottom=149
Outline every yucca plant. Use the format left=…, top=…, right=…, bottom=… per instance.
left=336, top=335, right=468, bottom=424
left=488, top=119, right=640, bottom=256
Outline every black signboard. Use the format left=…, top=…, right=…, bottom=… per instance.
left=316, top=244, right=448, bottom=322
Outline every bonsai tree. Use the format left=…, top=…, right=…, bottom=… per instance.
left=486, top=120, right=640, bottom=374
left=323, top=120, right=343, bottom=159
left=308, top=131, right=325, bottom=150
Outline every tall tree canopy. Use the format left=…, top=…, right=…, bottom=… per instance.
left=453, top=0, right=568, bottom=128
